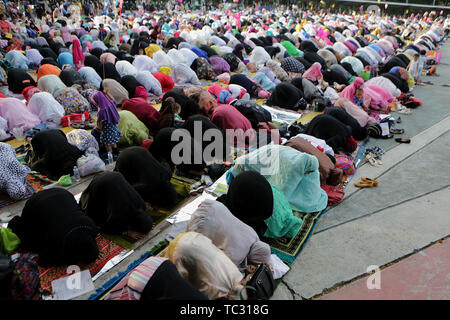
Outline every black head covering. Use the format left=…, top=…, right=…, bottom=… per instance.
left=84, top=54, right=101, bottom=70
left=49, top=42, right=64, bottom=56
left=267, top=82, right=304, bottom=110
left=379, top=56, right=407, bottom=74
left=264, top=46, right=281, bottom=58
left=232, top=43, right=245, bottom=61
left=300, top=40, right=319, bottom=53
left=38, top=47, right=58, bottom=60
left=59, top=68, right=85, bottom=87
left=162, top=91, right=200, bottom=119
left=305, top=114, right=352, bottom=153
left=396, top=53, right=411, bottom=66
left=294, top=56, right=312, bottom=70
left=141, top=260, right=207, bottom=300
left=30, top=129, right=83, bottom=179
left=381, top=72, right=409, bottom=93
left=354, top=54, right=370, bottom=67
left=231, top=99, right=273, bottom=129
left=324, top=107, right=367, bottom=140
left=80, top=171, right=153, bottom=234
left=90, top=47, right=104, bottom=59
left=249, top=37, right=264, bottom=47
left=40, top=57, right=59, bottom=67
left=229, top=74, right=259, bottom=97
left=165, top=37, right=183, bottom=50
left=222, top=53, right=240, bottom=72
left=199, top=45, right=217, bottom=58
left=217, top=171, right=273, bottom=238
left=120, top=75, right=144, bottom=98
left=8, top=188, right=98, bottom=266
left=149, top=127, right=205, bottom=174
left=96, top=62, right=121, bottom=82
left=7, top=68, right=37, bottom=94
left=114, top=147, right=178, bottom=208
left=303, top=51, right=327, bottom=69
left=340, top=62, right=357, bottom=76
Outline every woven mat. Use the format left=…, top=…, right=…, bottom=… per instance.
left=102, top=178, right=193, bottom=250
left=38, top=234, right=124, bottom=295
left=0, top=173, right=54, bottom=209
left=262, top=209, right=327, bottom=264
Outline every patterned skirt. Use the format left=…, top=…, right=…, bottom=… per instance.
left=100, top=122, right=122, bottom=146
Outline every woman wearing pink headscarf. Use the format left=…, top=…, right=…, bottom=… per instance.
left=72, top=38, right=85, bottom=70
left=302, top=62, right=323, bottom=82
left=339, top=76, right=365, bottom=100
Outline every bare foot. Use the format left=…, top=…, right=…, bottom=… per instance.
left=126, top=230, right=147, bottom=241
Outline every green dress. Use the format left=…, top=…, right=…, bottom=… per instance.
left=117, top=110, right=149, bottom=147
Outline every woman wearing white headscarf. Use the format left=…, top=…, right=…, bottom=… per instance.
left=28, top=92, right=65, bottom=127
left=167, top=232, right=247, bottom=300
left=135, top=71, right=163, bottom=96
left=210, top=35, right=227, bottom=47
left=78, top=66, right=102, bottom=89
left=152, top=50, right=174, bottom=69
left=179, top=48, right=199, bottom=67
left=187, top=200, right=271, bottom=272
left=115, top=60, right=138, bottom=78
left=166, top=49, right=189, bottom=66
left=172, top=64, right=201, bottom=86
left=92, top=40, right=108, bottom=51
left=37, top=74, right=67, bottom=96
left=249, top=46, right=271, bottom=68
left=132, top=55, right=158, bottom=73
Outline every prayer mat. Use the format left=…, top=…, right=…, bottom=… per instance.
left=38, top=235, right=124, bottom=296
left=89, top=241, right=168, bottom=300
left=0, top=172, right=54, bottom=209
left=262, top=209, right=327, bottom=264
left=102, top=178, right=193, bottom=250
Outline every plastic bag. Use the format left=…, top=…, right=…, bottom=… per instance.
left=0, top=227, right=21, bottom=254
left=11, top=127, right=25, bottom=141
left=77, top=154, right=105, bottom=177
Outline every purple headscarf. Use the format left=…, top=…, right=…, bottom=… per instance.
left=93, top=91, right=120, bottom=125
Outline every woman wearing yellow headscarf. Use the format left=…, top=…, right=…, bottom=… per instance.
left=145, top=44, right=161, bottom=58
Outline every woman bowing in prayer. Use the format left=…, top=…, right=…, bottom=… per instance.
left=80, top=171, right=153, bottom=240
left=8, top=188, right=99, bottom=266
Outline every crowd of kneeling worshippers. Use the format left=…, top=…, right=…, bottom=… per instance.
left=0, top=5, right=448, bottom=300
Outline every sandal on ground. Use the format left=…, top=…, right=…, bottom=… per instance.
left=395, top=138, right=411, bottom=144
left=381, top=133, right=394, bottom=139
left=354, top=181, right=376, bottom=188
left=390, top=128, right=404, bottom=134
left=365, top=152, right=379, bottom=166
left=361, top=177, right=379, bottom=187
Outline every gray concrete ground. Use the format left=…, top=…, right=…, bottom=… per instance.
left=271, top=41, right=450, bottom=300
left=1, top=41, right=449, bottom=301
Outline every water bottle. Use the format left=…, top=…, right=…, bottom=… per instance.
left=107, top=151, right=113, bottom=165
left=73, top=166, right=80, bottom=182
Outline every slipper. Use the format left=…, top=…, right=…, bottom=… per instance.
left=354, top=181, right=376, bottom=188
left=381, top=133, right=394, bottom=139
left=365, top=152, right=379, bottom=166
left=361, top=177, right=379, bottom=187
left=390, top=128, right=404, bottom=134
left=395, top=138, right=411, bottom=144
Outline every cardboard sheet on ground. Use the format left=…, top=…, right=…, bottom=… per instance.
left=51, top=270, right=95, bottom=300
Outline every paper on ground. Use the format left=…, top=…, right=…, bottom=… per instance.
left=261, top=105, right=302, bottom=124
left=268, top=254, right=290, bottom=280
left=91, top=249, right=134, bottom=282
left=51, top=269, right=95, bottom=300
left=166, top=192, right=216, bottom=224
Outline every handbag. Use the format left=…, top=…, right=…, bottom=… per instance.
left=242, top=264, right=275, bottom=300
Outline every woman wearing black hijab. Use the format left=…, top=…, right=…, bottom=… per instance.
left=162, top=91, right=200, bottom=119
left=40, top=57, right=59, bottom=67
left=303, top=51, right=327, bottom=69
left=84, top=54, right=101, bottom=70
left=114, top=146, right=178, bottom=208
left=199, top=45, right=217, bottom=58
left=38, top=47, right=58, bottom=61
left=8, top=188, right=99, bottom=266
left=267, top=82, right=304, bottom=111
left=59, top=67, right=85, bottom=87
left=80, top=171, right=153, bottom=236
left=7, top=68, right=36, bottom=94
left=217, top=171, right=274, bottom=238
left=300, top=40, right=319, bottom=53
left=141, top=260, right=207, bottom=300
left=29, top=129, right=83, bottom=179
left=95, top=62, right=121, bottom=82
left=149, top=127, right=206, bottom=175
left=120, top=75, right=144, bottom=98
left=379, top=56, right=407, bottom=74
left=305, top=114, right=355, bottom=153
left=90, top=47, right=105, bottom=59
left=324, top=106, right=367, bottom=140
left=381, top=72, right=409, bottom=93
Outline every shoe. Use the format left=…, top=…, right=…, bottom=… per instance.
left=390, top=128, right=404, bottom=134
left=361, top=177, right=379, bottom=187
left=395, top=138, right=411, bottom=144
left=354, top=180, right=377, bottom=188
